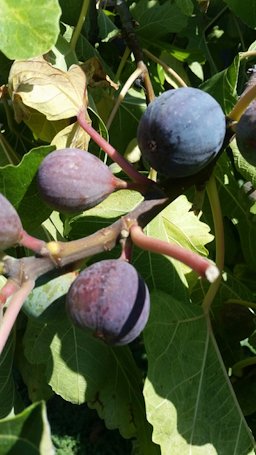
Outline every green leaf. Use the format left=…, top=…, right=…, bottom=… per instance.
left=68, top=190, right=143, bottom=239
left=131, top=0, right=188, bottom=43
left=191, top=270, right=256, bottom=366
left=231, top=138, right=256, bottom=188
left=23, top=306, right=159, bottom=453
left=24, top=110, right=69, bottom=143
left=98, top=10, right=119, bottom=43
left=0, top=401, right=54, bottom=454
left=200, top=55, right=240, bottom=113
left=142, top=195, right=213, bottom=281
left=175, top=0, right=194, bottom=15
left=95, top=87, right=146, bottom=152
left=143, top=291, right=255, bottom=455
left=223, top=0, right=256, bottom=29
left=0, top=146, right=53, bottom=207
left=0, top=145, right=54, bottom=231
left=214, top=153, right=256, bottom=270
left=59, top=0, right=84, bottom=26
left=0, top=0, right=61, bottom=60
left=17, top=357, right=53, bottom=403
left=0, top=335, right=16, bottom=419
left=23, top=272, right=77, bottom=319
left=0, top=134, right=19, bottom=166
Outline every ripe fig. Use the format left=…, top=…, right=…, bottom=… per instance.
left=137, top=87, right=226, bottom=178
left=37, top=148, right=127, bottom=213
left=236, top=101, right=256, bottom=166
left=66, top=259, right=150, bottom=345
left=0, top=194, right=22, bottom=250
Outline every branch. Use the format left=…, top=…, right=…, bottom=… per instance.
left=114, top=0, right=155, bottom=103
left=106, top=65, right=145, bottom=129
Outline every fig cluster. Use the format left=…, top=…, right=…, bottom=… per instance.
left=0, top=194, right=22, bottom=250
left=137, top=87, right=226, bottom=178
left=37, top=148, right=126, bottom=213
left=66, top=259, right=150, bottom=345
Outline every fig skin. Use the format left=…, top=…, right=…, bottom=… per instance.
left=137, top=87, right=226, bottom=178
left=37, top=148, right=125, bottom=213
left=0, top=194, right=23, bottom=250
left=66, top=259, right=150, bottom=345
left=236, top=101, right=256, bottom=166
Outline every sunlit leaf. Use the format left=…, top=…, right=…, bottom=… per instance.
left=9, top=57, right=86, bottom=121
left=23, top=306, right=159, bottom=454
left=0, top=0, right=61, bottom=60
left=0, top=401, right=54, bottom=454
left=143, top=291, right=255, bottom=455
left=51, top=120, right=90, bottom=150
left=200, top=55, right=240, bottom=113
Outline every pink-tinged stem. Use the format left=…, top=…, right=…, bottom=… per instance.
left=0, top=279, right=35, bottom=356
left=130, top=225, right=219, bottom=282
left=19, top=230, right=46, bottom=254
left=0, top=279, right=19, bottom=305
left=77, top=109, right=150, bottom=185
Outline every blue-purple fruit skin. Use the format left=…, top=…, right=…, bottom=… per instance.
left=137, top=87, right=226, bottom=178
left=236, top=101, right=256, bottom=166
left=37, top=148, right=121, bottom=213
left=66, top=259, right=150, bottom=345
left=0, top=194, right=22, bottom=250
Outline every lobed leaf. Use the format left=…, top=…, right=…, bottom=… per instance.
left=23, top=305, right=159, bottom=453
left=143, top=291, right=255, bottom=455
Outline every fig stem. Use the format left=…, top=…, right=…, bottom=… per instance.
left=77, top=109, right=151, bottom=185
left=19, top=230, right=46, bottom=254
left=0, top=279, right=35, bottom=356
left=106, top=65, right=145, bottom=129
left=228, top=83, right=256, bottom=122
left=115, top=46, right=131, bottom=82
left=0, top=279, right=19, bottom=305
left=70, top=0, right=90, bottom=51
left=202, top=174, right=224, bottom=313
left=142, top=48, right=187, bottom=88
left=129, top=224, right=219, bottom=282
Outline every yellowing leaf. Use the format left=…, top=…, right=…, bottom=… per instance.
left=51, top=120, right=91, bottom=150
left=8, top=57, right=87, bottom=121
left=23, top=108, right=69, bottom=142
left=81, top=57, right=119, bottom=90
